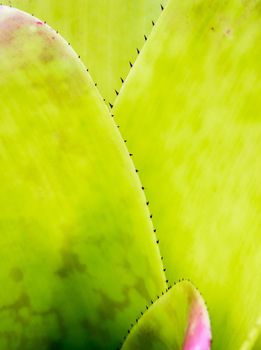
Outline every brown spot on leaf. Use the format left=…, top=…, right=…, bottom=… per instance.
left=56, top=249, right=86, bottom=278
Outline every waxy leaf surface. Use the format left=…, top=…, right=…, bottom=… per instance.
left=0, top=6, right=166, bottom=349
left=114, top=1, right=261, bottom=348
left=3, top=0, right=167, bottom=103
left=122, top=281, right=211, bottom=350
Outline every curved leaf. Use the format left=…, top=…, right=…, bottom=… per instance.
left=113, top=0, right=261, bottom=348
left=0, top=6, right=166, bottom=349
left=121, top=281, right=211, bottom=350
left=3, top=0, right=167, bottom=103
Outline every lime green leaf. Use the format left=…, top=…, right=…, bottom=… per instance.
left=240, top=317, right=261, bottom=350
left=113, top=1, right=261, bottom=348
left=121, top=281, right=211, bottom=350
left=0, top=6, right=166, bottom=349
left=251, top=331, right=261, bottom=350
left=3, top=0, right=167, bottom=103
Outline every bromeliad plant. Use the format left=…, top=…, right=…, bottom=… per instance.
left=0, top=1, right=260, bottom=349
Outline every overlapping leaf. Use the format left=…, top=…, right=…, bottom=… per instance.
left=2, top=0, right=167, bottom=103
left=0, top=6, right=166, bottom=349
left=122, top=281, right=211, bottom=350
left=114, top=1, right=261, bottom=348
left=1, top=0, right=260, bottom=348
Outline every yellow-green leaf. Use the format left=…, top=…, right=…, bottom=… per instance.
left=0, top=6, right=166, bottom=349
left=121, top=281, right=211, bottom=350
left=114, top=1, right=261, bottom=348
left=3, top=0, right=167, bottom=103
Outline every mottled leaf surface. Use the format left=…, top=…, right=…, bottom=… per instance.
left=0, top=6, right=166, bottom=349
left=2, top=0, right=167, bottom=103
left=114, top=1, right=261, bottom=348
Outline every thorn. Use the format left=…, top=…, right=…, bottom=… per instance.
left=117, top=125, right=120, bottom=128
left=146, top=305, right=148, bottom=309
left=109, top=103, right=113, bottom=108
left=115, top=89, right=119, bottom=95
left=128, top=329, right=130, bottom=334
left=136, top=48, right=140, bottom=54
left=120, top=77, right=124, bottom=83
left=136, top=319, right=138, bottom=323
left=166, top=280, right=169, bottom=283
left=152, top=20, right=155, bottom=26
left=95, top=83, right=97, bottom=86
left=146, top=201, right=149, bottom=205
left=141, top=311, right=143, bottom=315
left=151, top=300, right=153, bottom=304
left=162, top=292, right=164, bottom=295
left=150, top=214, right=153, bottom=218
left=103, top=99, right=106, bottom=101
left=156, top=239, right=159, bottom=244
left=166, top=288, right=168, bottom=292
left=153, top=229, right=156, bottom=232
left=161, top=4, right=164, bottom=10
left=78, top=55, right=81, bottom=59
left=129, top=153, right=133, bottom=156
left=141, top=186, right=145, bottom=190
left=161, top=256, right=163, bottom=260
left=163, top=268, right=166, bottom=271
left=157, top=295, right=160, bottom=299
left=168, top=285, right=171, bottom=289
left=135, top=169, right=139, bottom=172
left=111, top=114, right=114, bottom=117
left=129, top=61, right=133, bottom=68
left=124, top=140, right=127, bottom=142
left=144, top=35, right=147, bottom=41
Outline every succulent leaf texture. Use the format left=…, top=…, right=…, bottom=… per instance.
left=0, top=0, right=260, bottom=349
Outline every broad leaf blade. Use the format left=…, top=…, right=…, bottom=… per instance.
left=121, top=281, right=211, bottom=350
left=3, top=0, right=167, bottom=103
left=0, top=6, right=166, bottom=349
left=114, top=1, right=261, bottom=348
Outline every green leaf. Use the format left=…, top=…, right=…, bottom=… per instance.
left=3, top=0, right=167, bottom=103
left=240, top=317, right=261, bottom=350
left=0, top=6, right=166, bottom=349
left=121, top=281, right=211, bottom=350
left=113, top=0, right=261, bottom=348
left=252, top=331, right=261, bottom=350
